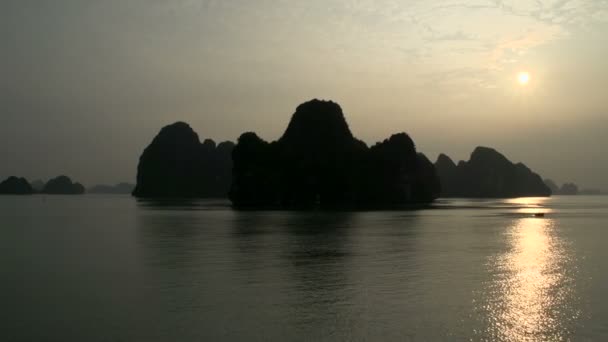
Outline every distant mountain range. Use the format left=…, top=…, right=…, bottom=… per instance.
left=3, top=100, right=602, bottom=201
left=88, top=183, right=134, bottom=194
left=131, top=99, right=562, bottom=204
left=0, top=175, right=85, bottom=195
left=133, top=99, right=441, bottom=208
left=543, top=179, right=604, bottom=195
left=434, top=147, right=551, bottom=198
left=0, top=176, right=133, bottom=195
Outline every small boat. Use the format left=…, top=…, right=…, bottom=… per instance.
left=533, top=213, right=545, bottom=218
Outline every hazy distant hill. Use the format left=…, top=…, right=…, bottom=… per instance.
left=435, top=147, right=551, bottom=198
left=544, top=179, right=587, bottom=195
left=88, top=183, right=135, bottom=194
left=0, top=176, right=34, bottom=195
left=42, top=176, right=85, bottom=195
left=559, top=182, right=579, bottom=195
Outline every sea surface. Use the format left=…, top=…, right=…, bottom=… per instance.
left=2, top=195, right=608, bottom=341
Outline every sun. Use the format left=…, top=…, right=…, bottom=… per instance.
left=518, top=72, right=530, bottom=85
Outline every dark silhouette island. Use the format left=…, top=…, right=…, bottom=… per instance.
left=435, top=147, right=551, bottom=198
left=230, top=99, right=440, bottom=208
left=0, top=176, right=34, bottom=195
left=131, top=100, right=557, bottom=205
left=89, top=182, right=135, bottom=194
left=42, top=175, right=85, bottom=195
left=132, top=122, right=234, bottom=198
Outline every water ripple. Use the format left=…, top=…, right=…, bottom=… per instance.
left=474, top=217, right=580, bottom=341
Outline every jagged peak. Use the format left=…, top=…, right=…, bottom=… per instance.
left=435, top=153, right=456, bottom=167
left=150, top=121, right=201, bottom=147
left=388, top=132, right=415, bottom=147
left=281, top=99, right=353, bottom=143
left=160, top=121, right=193, bottom=132
left=202, top=138, right=217, bottom=149
left=417, top=152, right=432, bottom=163
left=470, top=146, right=510, bottom=165
left=217, top=141, right=236, bottom=149
left=471, top=146, right=499, bottom=156
left=238, top=131, right=267, bottom=144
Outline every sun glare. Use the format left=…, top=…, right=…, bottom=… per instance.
left=517, top=72, right=530, bottom=85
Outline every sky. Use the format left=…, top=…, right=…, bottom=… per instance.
left=1, top=0, right=608, bottom=189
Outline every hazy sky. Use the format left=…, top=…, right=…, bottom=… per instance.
left=2, top=0, right=607, bottom=188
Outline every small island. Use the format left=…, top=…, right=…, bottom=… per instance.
left=42, top=176, right=85, bottom=195
left=435, top=147, right=551, bottom=198
left=0, top=176, right=34, bottom=195
left=544, top=179, right=582, bottom=195
left=130, top=100, right=568, bottom=205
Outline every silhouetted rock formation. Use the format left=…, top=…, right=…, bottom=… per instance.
left=42, top=175, right=85, bottom=195
left=435, top=154, right=460, bottom=196
left=132, top=122, right=234, bottom=198
left=435, top=147, right=551, bottom=198
left=544, top=179, right=560, bottom=194
left=413, top=153, right=442, bottom=203
left=89, top=182, right=135, bottom=194
left=544, top=179, right=581, bottom=195
left=230, top=99, right=440, bottom=208
left=0, top=176, right=34, bottom=195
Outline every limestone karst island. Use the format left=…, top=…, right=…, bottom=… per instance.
left=131, top=99, right=550, bottom=207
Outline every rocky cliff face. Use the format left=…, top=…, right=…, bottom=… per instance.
left=132, top=122, right=234, bottom=198
left=42, top=176, right=85, bottom=195
left=0, top=176, right=34, bottom=195
left=230, top=99, right=441, bottom=208
left=413, top=153, right=442, bottom=203
left=435, top=147, right=551, bottom=198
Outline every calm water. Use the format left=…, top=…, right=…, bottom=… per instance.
left=2, top=195, right=608, bottom=341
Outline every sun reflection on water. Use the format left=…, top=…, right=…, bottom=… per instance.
left=477, top=217, right=579, bottom=341
left=505, top=197, right=554, bottom=216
